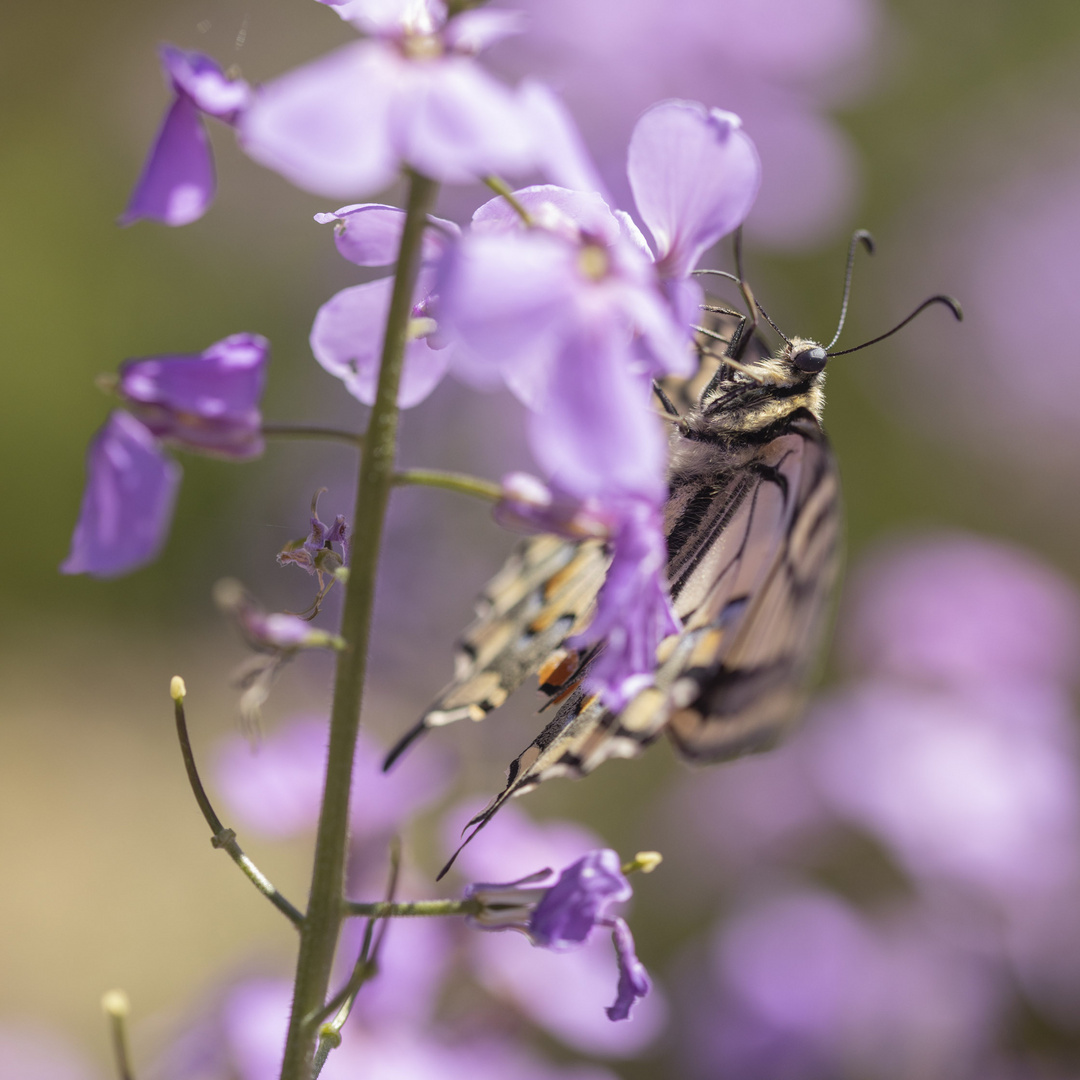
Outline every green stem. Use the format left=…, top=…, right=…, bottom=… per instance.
left=392, top=468, right=502, bottom=503
left=483, top=175, right=533, bottom=225
left=172, top=686, right=304, bottom=929
left=261, top=423, right=364, bottom=448
left=278, top=171, right=439, bottom=1080
left=342, top=898, right=480, bottom=918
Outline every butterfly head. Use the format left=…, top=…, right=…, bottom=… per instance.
left=689, top=335, right=829, bottom=438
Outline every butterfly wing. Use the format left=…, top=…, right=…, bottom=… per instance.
left=384, top=534, right=610, bottom=767
left=439, top=419, right=840, bottom=870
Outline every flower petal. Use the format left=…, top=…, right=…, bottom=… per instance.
left=118, top=333, right=268, bottom=457
left=443, top=7, right=526, bottom=53
left=314, top=203, right=458, bottom=266
left=606, top=918, right=652, bottom=1021
left=119, top=94, right=215, bottom=227
left=528, top=849, right=632, bottom=948
left=160, top=44, right=251, bottom=120
left=628, top=100, right=761, bottom=278
left=389, top=58, right=540, bottom=183
left=239, top=42, right=398, bottom=197
left=61, top=412, right=180, bottom=577
left=526, top=327, right=668, bottom=501
left=310, top=276, right=451, bottom=408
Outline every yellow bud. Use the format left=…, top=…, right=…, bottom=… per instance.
left=170, top=676, right=187, bottom=702
left=101, top=988, right=130, bottom=1018
left=634, top=851, right=663, bottom=873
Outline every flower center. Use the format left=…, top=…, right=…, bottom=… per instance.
left=578, top=242, right=610, bottom=282
left=401, top=31, right=443, bottom=61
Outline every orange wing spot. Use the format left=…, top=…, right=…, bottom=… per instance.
left=538, top=649, right=577, bottom=689
left=689, top=628, right=725, bottom=669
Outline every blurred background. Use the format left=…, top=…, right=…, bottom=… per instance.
left=5, top=0, right=1080, bottom=1076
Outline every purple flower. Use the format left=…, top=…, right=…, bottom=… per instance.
left=806, top=680, right=1080, bottom=906
left=310, top=204, right=460, bottom=407
left=838, top=533, right=1080, bottom=692
left=121, top=45, right=251, bottom=226
left=239, top=0, right=547, bottom=196
left=62, top=333, right=268, bottom=578
left=117, top=332, right=268, bottom=459
left=214, top=715, right=448, bottom=840
left=692, top=888, right=1004, bottom=1080
left=466, top=849, right=652, bottom=1025
left=60, top=410, right=181, bottom=578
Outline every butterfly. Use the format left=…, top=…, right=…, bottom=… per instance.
left=385, top=232, right=961, bottom=873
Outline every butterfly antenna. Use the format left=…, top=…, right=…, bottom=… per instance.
left=828, top=295, right=963, bottom=357
left=826, top=229, right=875, bottom=350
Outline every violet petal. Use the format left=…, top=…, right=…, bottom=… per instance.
left=120, top=94, right=215, bottom=227
left=527, top=849, right=632, bottom=948
left=61, top=412, right=181, bottom=578
left=310, top=275, right=451, bottom=408
left=628, top=100, right=761, bottom=279
left=160, top=44, right=251, bottom=120
left=239, top=42, right=398, bottom=197
left=606, top=918, right=651, bottom=1021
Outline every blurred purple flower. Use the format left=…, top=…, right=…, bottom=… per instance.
left=493, top=472, right=612, bottom=539
left=117, top=333, right=268, bottom=459
left=839, top=534, right=1080, bottom=692
left=214, top=714, right=449, bottom=839
left=490, top=0, right=881, bottom=248
left=892, top=149, right=1080, bottom=468
left=0, top=1025, right=100, bottom=1080
left=121, top=45, right=251, bottom=226
left=175, top=976, right=620, bottom=1080
left=310, top=204, right=461, bottom=408
left=239, top=0, right=551, bottom=197
left=691, top=888, right=1004, bottom=1080
left=808, top=680, right=1080, bottom=906
left=60, top=410, right=181, bottom=578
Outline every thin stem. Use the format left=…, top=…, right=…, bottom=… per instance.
left=392, top=468, right=502, bottom=503
left=261, top=423, right=365, bottom=448
left=483, top=175, right=533, bottom=225
left=278, top=171, right=440, bottom=1080
left=102, top=990, right=135, bottom=1080
left=342, top=898, right=481, bottom=918
left=171, top=679, right=305, bottom=929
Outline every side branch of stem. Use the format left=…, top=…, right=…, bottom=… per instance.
left=392, top=468, right=502, bottom=502
left=172, top=694, right=305, bottom=929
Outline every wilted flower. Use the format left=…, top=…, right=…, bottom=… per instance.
left=121, top=45, right=251, bottom=226
left=277, top=489, right=350, bottom=576
left=61, top=410, right=181, bottom=578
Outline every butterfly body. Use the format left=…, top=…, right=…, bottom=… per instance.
left=387, top=314, right=843, bottom=858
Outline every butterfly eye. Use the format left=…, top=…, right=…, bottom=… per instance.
left=793, top=346, right=828, bottom=374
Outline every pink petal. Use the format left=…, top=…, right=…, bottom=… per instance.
left=239, top=42, right=398, bottom=197
left=310, top=276, right=451, bottom=408
left=628, top=100, right=761, bottom=278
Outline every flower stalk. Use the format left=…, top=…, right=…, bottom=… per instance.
left=278, top=170, right=439, bottom=1080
